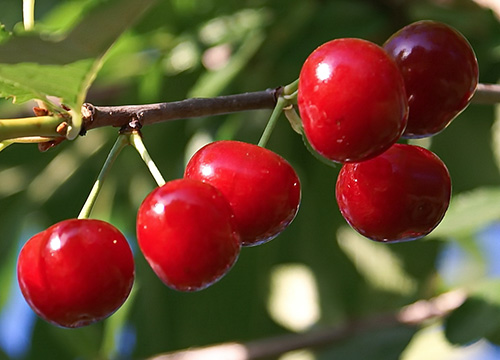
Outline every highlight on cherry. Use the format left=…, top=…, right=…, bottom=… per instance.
left=3, top=18, right=485, bottom=328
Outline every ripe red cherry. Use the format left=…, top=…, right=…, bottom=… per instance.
left=136, top=178, right=241, bottom=291
left=384, top=20, right=479, bottom=138
left=17, top=219, right=135, bottom=328
left=335, top=144, right=451, bottom=242
left=297, top=38, right=408, bottom=163
left=184, top=140, right=301, bottom=246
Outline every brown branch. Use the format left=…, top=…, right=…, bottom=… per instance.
left=81, top=88, right=280, bottom=133
left=472, top=83, right=500, bottom=105
left=147, top=290, right=466, bottom=360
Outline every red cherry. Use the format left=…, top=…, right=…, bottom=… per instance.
left=17, top=219, right=135, bottom=328
left=335, top=144, right=451, bottom=242
left=297, top=38, right=408, bottom=163
left=136, top=178, right=241, bottom=291
left=384, top=20, right=479, bottom=138
left=184, top=140, right=301, bottom=246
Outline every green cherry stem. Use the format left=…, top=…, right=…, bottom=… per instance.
left=281, top=103, right=335, bottom=167
left=23, top=0, right=35, bottom=31
left=0, top=140, right=13, bottom=153
left=128, top=131, right=166, bottom=187
left=258, top=96, right=287, bottom=148
left=77, top=135, right=129, bottom=219
left=257, top=79, right=300, bottom=147
left=0, top=116, right=63, bottom=142
left=283, top=79, right=299, bottom=97
left=283, top=106, right=303, bottom=134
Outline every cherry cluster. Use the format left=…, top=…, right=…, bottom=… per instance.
left=17, top=140, right=300, bottom=328
left=298, top=20, right=478, bottom=242
left=16, top=20, right=478, bottom=329
left=138, top=140, right=301, bottom=292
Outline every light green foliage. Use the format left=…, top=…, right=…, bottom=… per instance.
left=0, top=0, right=155, bottom=108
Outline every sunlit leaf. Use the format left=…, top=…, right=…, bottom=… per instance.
left=430, top=187, right=500, bottom=238
left=337, top=226, right=417, bottom=296
left=0, top=0, right=156, bottom=108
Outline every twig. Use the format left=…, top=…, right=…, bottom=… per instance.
left=472, top=83, right=500, bottom=104
left=81, top=89, right=280, bottom=133
left=147, top=289, right=466, bottom=360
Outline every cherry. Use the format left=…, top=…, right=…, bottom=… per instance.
left=335, top=143, right=451, bottom=242
left=136, top=178, right=241, bottom=291
left=184, top=140, right=301, bottom=246
left=297, top=38, right=408, bottom=163
left=17, top=219, right=135, bottom=328
left=384, top=20, right=479, bottom=138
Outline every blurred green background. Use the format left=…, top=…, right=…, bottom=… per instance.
left=0, top=0, right=500, bottom=359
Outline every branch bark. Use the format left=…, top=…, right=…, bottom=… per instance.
left=81, top=88, right=280, bottom=133
left=472, top=83, right=500, bottom=104
left=147, top=289, right=466, bottom=360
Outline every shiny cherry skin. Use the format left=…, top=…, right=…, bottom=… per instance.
left=336, top=144, right=451, bottom=242
left=297, top=38, right=408, bottom=163
left=136, top=178, right=241, bottom=291
left=17, top=219, right=135, bottom=328
left=184, top=140, right=301, bottom=246
left=384, top=20, right=479, bottom=138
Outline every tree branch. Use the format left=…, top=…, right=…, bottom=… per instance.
left=472, top=83, right=500, bottom=104
left=81, top=88, right=281, bottom=133
left=147, top=289, right=466, bottom=360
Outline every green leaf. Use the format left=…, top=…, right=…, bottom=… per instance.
left=0, top=0, right=156, bottom=108
left=445, top=297, right=500, bottom=345
left=485, top=325, right=500, bottom=345
left=445, top=280, right=500, bottom=345
left=0, top=60, right=94, bottom=106
left=429, top=187, right=500, bottom=238
left=36, top=0, right=101, bottom=34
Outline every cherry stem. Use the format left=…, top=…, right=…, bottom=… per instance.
left=281, top=104, right=337, bottom=167
left=258, top=96, right=287, bottom=148
left=128, top=131, right=166, bottom=187
left=283, top=106, right=303, bottom=134
left=283, top=79, right=299, bottom=98
left=0, top=115, right=64, bottom=142
left=23, top=0, right=35, bottom=31
left=0, top=141, right=13, bottom=152
left=77, top=135, right=129, bottom=219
